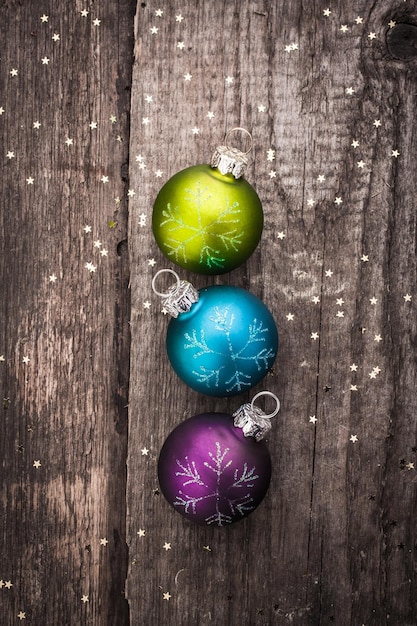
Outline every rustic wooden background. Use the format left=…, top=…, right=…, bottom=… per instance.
left=1, top=1, right=417, bottom=624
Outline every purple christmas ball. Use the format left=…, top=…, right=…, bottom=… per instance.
left=158, top=412, right=272, bottom=527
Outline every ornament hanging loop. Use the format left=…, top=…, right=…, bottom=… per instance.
left=224, top=127, right=253, bottom=156
left=251, top=391, right=280, bottom=419
left=151, top=268, right=181, bottom=298
left=233, top=391, right=280, bottom=442
left=152, top=269, right=199, bottom=318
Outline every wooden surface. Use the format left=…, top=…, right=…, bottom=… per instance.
left=1, top=1, right=417, bottom=624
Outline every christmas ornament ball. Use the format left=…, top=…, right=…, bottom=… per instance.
left=158, top=411, right=272, bottom=526
left=165, top=284, right=278, bottom=397
left=152, top=158, right=263, bottom=275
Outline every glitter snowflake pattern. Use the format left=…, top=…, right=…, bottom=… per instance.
left=174, top=442, right=259, bottom=526
left=159, top=182, right=242, bottom=269
left=183, top=307, right=275, bottom=393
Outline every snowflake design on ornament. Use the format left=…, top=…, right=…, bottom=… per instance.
left=159, top=182, right=242, bottom=269
left=173, top=442, right=259, bottom=526
left=184, top=307, right=275, bottom=393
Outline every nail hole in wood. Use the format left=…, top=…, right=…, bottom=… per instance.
left=386, top=23, right=417, bottom=60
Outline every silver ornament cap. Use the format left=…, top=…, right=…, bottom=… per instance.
left=211, top=127, right=253, bottom=179
left=233, top=391, right=280, bottom=442
left=152, top=269, right=199, bottom=318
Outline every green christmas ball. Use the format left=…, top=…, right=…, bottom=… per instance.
left=152, top=164, right=263, bottom=275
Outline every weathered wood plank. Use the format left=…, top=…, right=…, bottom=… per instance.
left=0, top=2, right=134, bottom=624
left=2, top=1, right=417, bottom=624
left=127, top=1, right=417, bottom=625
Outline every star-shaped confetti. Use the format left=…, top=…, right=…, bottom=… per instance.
left=137, top=529, right=146, bottom=537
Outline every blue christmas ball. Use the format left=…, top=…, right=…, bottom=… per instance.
left=166, top=285, right=278, bottom=396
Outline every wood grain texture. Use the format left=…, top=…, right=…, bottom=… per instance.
left=1, top=1, right=417, bottom=625
left=0, top=1, right=134, bottom=624
left=127, top=1, right=417, bottom=625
